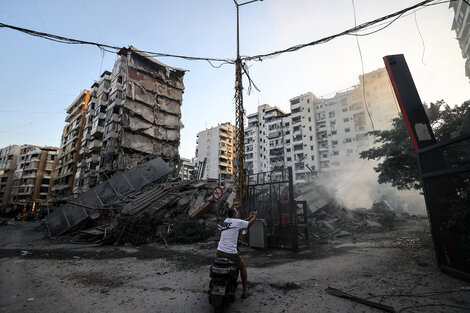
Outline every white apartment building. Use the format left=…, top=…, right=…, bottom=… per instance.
left=195, top=123, right=234, bottom=180
left=245, top=104, right=291, bottom=177
left=245, top=68, right=398, bottom=183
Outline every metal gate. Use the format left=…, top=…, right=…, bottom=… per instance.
left=418, top=133, right=470, bottom=280
left=246, top=167, right=309, bottom=252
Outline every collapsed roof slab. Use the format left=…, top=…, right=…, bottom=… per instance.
left=45, top=157, right=172, bottom=238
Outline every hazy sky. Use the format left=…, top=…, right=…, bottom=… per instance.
left=0, top=0, right=468, bottom=159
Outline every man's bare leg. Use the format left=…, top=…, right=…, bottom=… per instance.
left=241, top=263, right=249, bottom=297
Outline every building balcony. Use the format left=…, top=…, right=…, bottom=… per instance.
left=21, top=174, right=37, bottom=179
left=94, top=112, right=106, bottom=120
left=82, top=133, right=91, bottom=141
left=80, top=146, right=90, bottom=155
left=90, top=126, right=104, bottom=138
left=88, top=140, right=101, bottom=151
left=86, top=154, right=100, bottom=164
left=107, top=113, right=120, bottom=123
left=104, top=130, right=119, bottom=140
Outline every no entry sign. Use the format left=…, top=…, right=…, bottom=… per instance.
left=212, top=186, right=223, bottom=201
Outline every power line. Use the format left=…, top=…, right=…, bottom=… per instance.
left=0, top=0, right=458, bottom=66
left=0, top=21, right=235, bottom=67
left=243, top=0, right=443, bottom=61
left=351, top=0, right=375, bottom=131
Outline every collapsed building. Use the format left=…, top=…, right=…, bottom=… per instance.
left=70, top=46, right=186, bottom=197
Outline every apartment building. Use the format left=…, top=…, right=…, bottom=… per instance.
left=245, top=68, right=398, bottom=183
left=10, top=145, right=59, bottom=209
left=449, top=0, right=470, bottom=82
left=71, top=46, right=186, bottom=195
left=195, top=123, right=234, bottom=180
left=245, top=104, right=291, bottom=177
left=0, top=145, right=21, bottom=208
left=74, top=71, right=111, bottom=195
left=52, top=90, right=90, bottom=201
left=179, top=157, right=195, bottom=181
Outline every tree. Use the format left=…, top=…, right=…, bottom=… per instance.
left=359, top=100, right=470, bottom=190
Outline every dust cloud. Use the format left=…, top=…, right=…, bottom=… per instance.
left=320, top=159, right=427, bottom=215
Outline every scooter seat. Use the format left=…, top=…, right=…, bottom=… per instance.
left=214, top=258, right=236, bottom=266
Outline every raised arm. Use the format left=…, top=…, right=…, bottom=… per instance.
left=244, top=210, right=258, bottom=226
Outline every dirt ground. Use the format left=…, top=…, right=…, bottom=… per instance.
left=0, top=216, right=469, bottom=313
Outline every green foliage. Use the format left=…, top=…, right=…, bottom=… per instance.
left=360, top=100, right=470, bottom=190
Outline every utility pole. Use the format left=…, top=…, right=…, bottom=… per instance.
left=233, top=0, right=262, bottom=218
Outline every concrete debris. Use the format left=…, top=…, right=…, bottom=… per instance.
left=45, top=157, right=232, bottom=245
left=45, top=157, right=171, bottom=238
left=45, top=158, right=406, bottom=247
left=309, top=199, right=402, bottom=243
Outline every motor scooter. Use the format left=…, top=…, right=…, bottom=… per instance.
left=208, top=258, right=239, bottom=313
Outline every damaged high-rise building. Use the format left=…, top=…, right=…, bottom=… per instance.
left=52, top=90, right=90, bottom=201
left=73, top=46, right=186, bottom=195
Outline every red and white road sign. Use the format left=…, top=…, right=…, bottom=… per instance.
left=212, top=186, right=223, bottom=201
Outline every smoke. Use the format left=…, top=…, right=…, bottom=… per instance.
left=320, top=159, right=427, bottom=215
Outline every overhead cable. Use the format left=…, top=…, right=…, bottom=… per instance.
left=243, top=0, right=443, bottom=61
left=0, top=22, right=235, bottom=66
left=0, top=0, right=461, bottom=66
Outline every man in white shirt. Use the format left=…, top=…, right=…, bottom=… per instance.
left=216, top=207, right=258, bottom=298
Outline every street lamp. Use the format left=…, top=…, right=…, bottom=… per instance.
left=232, top=0, right=262, bottom=217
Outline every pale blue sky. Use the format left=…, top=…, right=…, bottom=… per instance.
left=0, top=0, right=468, bottom=159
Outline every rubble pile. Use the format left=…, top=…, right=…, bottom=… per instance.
left=50, top=179, right=235, bottom=245
left=45, top=157, right=237, bottom=246
left=308, top=200, right=401, bottom=242
left=45, top=158, right=405, bottom=247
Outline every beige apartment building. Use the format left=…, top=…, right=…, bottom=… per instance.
left=74, top=71, right=111, bottom=195
left=0, top=145, right=21, bottom=208
left=51, top=90, right=90, bottom=202
left=10, top=145, right=58, bottom=210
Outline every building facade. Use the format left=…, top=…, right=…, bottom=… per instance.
left=52, top=90, right=90, bottom=201
left=449, top=0, right=470, bottom=82
left=0, top=145, right=21, bottom=208
left=72, top=46, right=186, bottom=196
left=195, top=123, right=234, bottom=180
left=179, top=157, right=195, bottom=181
left=245, top=104, right=291, bottom=178
left=74, top=71, right=111, bottom=195
left=245, top=68, right=398, bottom=183
left=10, top=145, right=59, bottom=210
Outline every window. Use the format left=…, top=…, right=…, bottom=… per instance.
left=287, top=157, right=291, bottom=161
left=310, top=146, right=313, bottom=151
left=342, top=108, right=348, bottom=112
left=309, top=126, right=312, bottom=131
left=308, top=117, right=311, bottom=122
left=345, top=138, right=352, bottom=143
left=117, top=76, right=123, bottom=84
left=345, top=128, right=351, bottom=133
left=309, top=136, right=313, bottom=141
left=332, top=140, right=338, bottom=145
left=333, top=151, right=339, bottom=155
left=311, top=156, right=314, bottom=161
left=344, top=118, right=350, bottom=122
left=332, top=130, right=337, bottom=135
left=329, top=111, right=335, bottom=118
left=290, top=99, right=300, bottom=105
